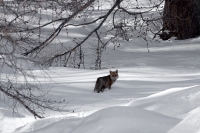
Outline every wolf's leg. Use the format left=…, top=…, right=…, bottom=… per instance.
left=94, top=78, right=100, bottom=93
left=97, top=85, right=103, bottom=93
left=108, top=84, right=111, bottom=90
left=101, top=86, right=105, bottom=92
left=94, top=78, right=104, bottom=93
left=95, top=87, right=101, bottom=93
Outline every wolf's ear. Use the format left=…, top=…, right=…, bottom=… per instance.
left=116, top=69, right=118, bottom=73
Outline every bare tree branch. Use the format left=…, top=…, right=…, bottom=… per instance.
left=42, top=0, right=122, bottom=65
left=23, top=0, right=96, bottom=56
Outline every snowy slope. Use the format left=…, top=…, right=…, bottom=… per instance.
left=1, top=42, right=200, bottom=133
left=1, top=37, right=200, bottom=133
left=8, top=62, right=200, bottom=133
left=15, top=107, right=179, bottom=133
left=168, top=107, right=200, bottom=133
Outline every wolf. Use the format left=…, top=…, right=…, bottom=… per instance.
left=94, top=70, right=119, bottom=93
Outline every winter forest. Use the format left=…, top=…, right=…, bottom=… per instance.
left=1, top=0, right=200, bottom=133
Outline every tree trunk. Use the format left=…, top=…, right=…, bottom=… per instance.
left=162, top=0, right=200, bottom=40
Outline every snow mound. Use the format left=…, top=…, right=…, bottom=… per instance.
left=168, top=107, right=200, bottom=133
left=16, top=107, right=180, bottom=133
left=143, top=85, right=200, bottom=118
left=70, top=107, right=180, bottom=133
left=14, top=115, right=68, bottom=133
left=0, top=108, right=28, bottom=133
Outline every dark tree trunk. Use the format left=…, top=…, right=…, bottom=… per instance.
left=162, top=0, right=200, bottom=40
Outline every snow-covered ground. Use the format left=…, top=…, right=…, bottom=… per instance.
left=1, top=37, right=200, bottom=133
left=1, top=1, right=200, bottom=133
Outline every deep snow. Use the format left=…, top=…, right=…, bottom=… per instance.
left=2, top=39, right=200, bottom=133
left=1, top=1, right=200, bottom=133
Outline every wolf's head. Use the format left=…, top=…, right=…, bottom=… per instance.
left=109, top=70, right=119, bottom=81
